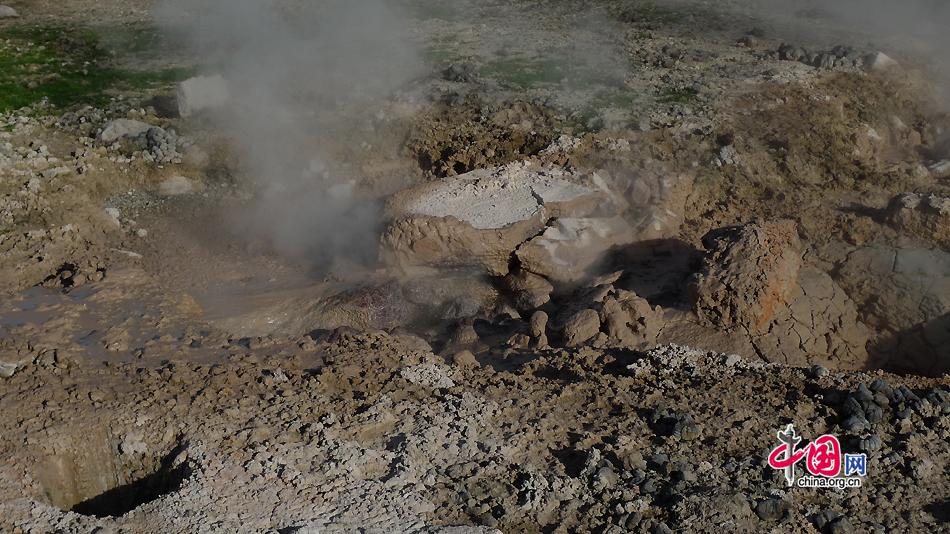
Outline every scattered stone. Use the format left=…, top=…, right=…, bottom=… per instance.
left=502, top=268, right=554, bottom=310
left=755, top=498, right=788, bottom=521
left=813, top=510, right=842, bottom=530
left=451, top=350, right=478, bottom=367
left=40, top=166, right=70, bottom=179
left=400, top=363, right=456, bottom=389
left=810, top=364, right=830, bottom=378
left=443, top=63, right=477, bottom=83
left=97, top=119, right=152, bottom=143
left=0, top=5, right=18, bottom=18
left=858, top=435, right=883, bottom=452
left=828, top=516, right=856, bottom=534
left=738, top=35, right=758, bottom=48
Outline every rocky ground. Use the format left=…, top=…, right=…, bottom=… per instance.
left=1, top=0, right=950, bottom=532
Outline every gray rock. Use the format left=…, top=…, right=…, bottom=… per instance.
left=97, top=119, right=152, bottom=143
left=814, top=510, right=842, bottom=530
left=755, top=498, right=787, bottom=521
left=443, top=63, right=477, bottom=83
left=864, top=404, right=884, bottom=424
left=0, top=5, right=18, bottom=18
left=381, top=164, right=607, bottom=277
left=177, top=75, right=229, bottom=117
left=842, top=414, right=869, bottom=432
left=620, top=512, right=641, bottom=528
left=400, top=364, right=455, bottom=389
left=738, top=35, right=758, bottom=48
left=828, top=516, right=856, bottom=534
left=858, top=435, right=883, bottom=452
left=422, top=527, right=504, bottom=534
left=593, top=467, right=618, bottom=491
left=810, top=364, right=830, bottom=378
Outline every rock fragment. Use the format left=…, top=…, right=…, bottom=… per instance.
left=97, top=119, right=152, bottom=143
left=502, top=268, right=553, bottom=310
left=755, top=498, right=788, bottom=521
left=563, top=309, right=601, bottom=347
left=0, top=5, right=18, bottom=18
left=885, top=192, right=950, bottom=245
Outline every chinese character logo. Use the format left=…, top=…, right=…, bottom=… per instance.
left=767, top=424, right=866, bottom=488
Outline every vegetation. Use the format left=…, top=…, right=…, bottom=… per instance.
left=656, top=88, right=696, bottom=104
left=0, top=25, right=194, bottom=113
left=480, top=56, right=620, bottom=91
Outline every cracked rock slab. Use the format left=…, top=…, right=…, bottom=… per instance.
left=381, top=162, right=608, bottom=276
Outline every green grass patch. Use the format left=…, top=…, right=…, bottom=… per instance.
left=0, top=25, right=194, bottom=113
left=616, top=2, right=690, bottom=24
left=656, top=88, right=696, bottom=104
left=480, top=56, right=616, bottom=91
left=422, top=45, right=463, bottom=65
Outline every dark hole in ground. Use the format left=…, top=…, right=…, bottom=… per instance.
left=71, top=444, right=191, bottom=518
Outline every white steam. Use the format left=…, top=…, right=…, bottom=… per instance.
left=158, top=0, right=422, bottom=264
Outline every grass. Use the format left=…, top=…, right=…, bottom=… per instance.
left=422, top=45, right=463, bottom=65
left=656, top=88, right=696, bottom=104
left=0, top=25, right=195, bottom=113
left=480, top=56, right=619, bottom=91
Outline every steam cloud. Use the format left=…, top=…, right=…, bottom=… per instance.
left=157, top=0, right=422, bottom=265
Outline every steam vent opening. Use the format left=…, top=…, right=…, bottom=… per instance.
left=35, top=433, right=191, bottom=518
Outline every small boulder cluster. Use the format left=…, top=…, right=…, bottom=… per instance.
left=840, top=380, right=950, bottom=437
left=770, top=43, right=871, bottom=69
left=96, top=118, right=195, bottom=164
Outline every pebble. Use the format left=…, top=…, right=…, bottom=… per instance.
left=755, top=498, right=787, bottom=521
left=858, top=435, right=883, bottom=452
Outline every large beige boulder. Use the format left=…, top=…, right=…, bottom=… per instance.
left=515, top=216, right=636, bottom=282
left=381, top=163, right=608, bottom=277
left=885, top=192, right=950, bottom=245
